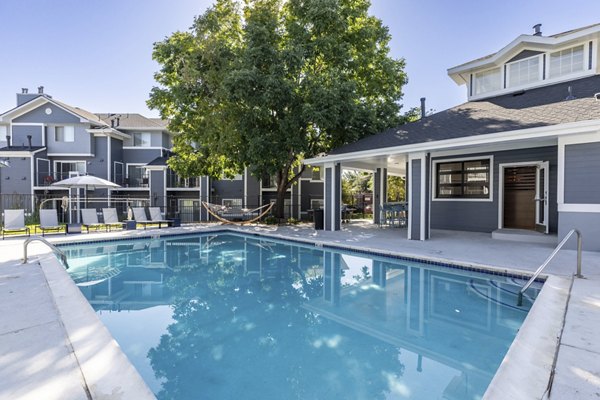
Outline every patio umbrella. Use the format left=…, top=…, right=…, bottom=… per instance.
left=52, top=175, right=121, bottom=223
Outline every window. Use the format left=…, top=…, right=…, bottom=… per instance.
left=436, top=159, right=490, bottom=199
left=473, top=68, right=501, bottom=95
left=311, top=167, right=323, bottom=181
left=508, top=57, right=540, bottom=87
left=310, top=199, right=324, bottom=209
left=55, top=126, right=75, bottom=142
left=127, top=165, right=148, bottom=187
left=133, top=132, right=152, bottom=147
left=55, top=161, right=85, bottom=180
left=549, top=45, right=584, bottom=78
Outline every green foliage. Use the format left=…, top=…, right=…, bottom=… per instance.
left=286, top=217, right=300, bottom=225
left=342, top=170, right=372, bottom=205
left=148, top=0, right=407, bottom=217
left=263, top=215, right=279, bottom=225
left=387, top=175, right=405, bottom=201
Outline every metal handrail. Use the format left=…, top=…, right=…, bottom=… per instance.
left=22, top=236, right=69, bottom=269
left=517, top=229, right=582, bottom=306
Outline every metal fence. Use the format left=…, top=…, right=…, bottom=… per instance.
left=0, top=193, right=333, bottom=224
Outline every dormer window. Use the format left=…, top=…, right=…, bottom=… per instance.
left=473, top=67, right=501, bottom=95
left=507, top=56, right=541, bottom=88
left=549, top=45, right=584, bottom=78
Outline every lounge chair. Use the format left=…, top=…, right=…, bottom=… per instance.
left=132, top=207, right=169, bottom=229
left=36, top=209, right=65, bottom=236
left=102, top=208, right=125, bottom=231
left=2, top=209, right=31, bottom=239
left=81, top=209, right=107, bottom=233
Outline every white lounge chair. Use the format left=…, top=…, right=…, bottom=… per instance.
left=132, top=207, right=169, bottom=229
left=2, top=209, right=30, bottom=239
left=102, top=208, right=125, bottom=231
left=81, top=209, right=107, bottom=233
left=36, top=209, right=64, bottom=236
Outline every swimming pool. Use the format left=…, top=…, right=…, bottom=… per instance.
left=61, top=232, right=541, bottom=400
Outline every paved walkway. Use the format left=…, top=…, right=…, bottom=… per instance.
left=0, top=222, right=598, bottom=399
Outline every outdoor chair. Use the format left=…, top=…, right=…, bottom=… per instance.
left=102, top=208, right=125, bottom=231
left=149, top=207, right=171, bottom=227
left=36, top=209, right=65, bottom=236
left=81, top=209, right=108, bottom=233
left=2, top=209, right=31, bottom=239
left=132, top=207, right=169, bottom=229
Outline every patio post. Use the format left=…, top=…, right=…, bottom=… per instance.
left=324, top=162, right=342, bottom=231
left=199, top=176, right=210, bottom=221
left=407, top=152, right=430, bottom=240
left=373, top=167, right=387, bottom=225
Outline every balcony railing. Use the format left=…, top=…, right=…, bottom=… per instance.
left=167, top=174, right=200, bottom=188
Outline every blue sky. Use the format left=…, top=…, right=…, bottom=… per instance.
left=1, top=0, right=600, bottom=118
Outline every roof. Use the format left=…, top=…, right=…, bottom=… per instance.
left=96, top=113, right=168, bottom=130
left=328, top=75, right=600, bottom=156
left=0, top=145, right=45, bottom=153
left=145, top=156, right=168, bottom=167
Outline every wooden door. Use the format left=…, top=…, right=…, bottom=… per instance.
left=503, top=166, right=536, bottom=230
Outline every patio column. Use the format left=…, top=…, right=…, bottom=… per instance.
left=199, top=176, right=210, bottom=222
left=323, top=251, right=342, bottom=305
left=148, top=168, right=167, bottom=209
left=407, top=152, right=430, bottom=240
left=324, top=162, right=342, bottom=231
left=373, top=167, right=388, bottom=224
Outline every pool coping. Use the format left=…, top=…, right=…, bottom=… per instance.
left=32, top=225, right=567, bottom=399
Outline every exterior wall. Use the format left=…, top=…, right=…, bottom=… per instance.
left=122, top=148, right=162, bottom=164
left=564, top=142, right=600, bottom=203
left=211, top=179, right=245, bottom=204
left=0, top=157, right=32, bottom=194
left=246, top=174, right=260, bottom=207
left=430, top=146, right=558, bottom=233
left=87, top=137, right=108, bottom=179
left=149, top=170, right=166, bottom=207
left=11, top=125, right=43, bottom=146
left=558, top=212, right=600, bottom=251
left=13, top=103, right=80, bottom=124
left=46, top=124, right=92, bottom=155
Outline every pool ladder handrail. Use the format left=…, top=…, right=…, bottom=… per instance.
left=22, top=236, right=69, bottom=269
left=517, top=229, right=582, bottom=306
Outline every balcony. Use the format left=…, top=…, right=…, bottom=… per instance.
left=167, top=173, right=200, bottom=189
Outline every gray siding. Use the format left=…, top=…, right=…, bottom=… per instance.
left=0, top=157, right=32, bottom=194
left=246, top=174, right=261, bottom=207
left=46, top=124, right=92, bottom=154
left=431, top=146, right=558, bottom=233
left=325, top=168, right=332, bottom=230
left=564, top=142, right=600, bottom=204
left=87, top=137, right=108, bottom=179
left=11, top=125, right=43, bottom=147
left=212, top=179, right=244, bottom=203
left=559, top=212, right=600, bottom=251
left=13, top=103, right=80, bottom=124
left=123, top=148, right=162, bottom=164
left=149, top=170, right=166, bottom=207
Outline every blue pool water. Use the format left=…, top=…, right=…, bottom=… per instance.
left=61, top=233, right=541, bottom=400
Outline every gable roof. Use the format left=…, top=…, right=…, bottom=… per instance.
left=0, top=95, right=109, bottom=127
left=96, top=113, right=168, bottom=130
left=328, top=75, right=600, bottom=156
left=448, top=23, right=600, bottom=83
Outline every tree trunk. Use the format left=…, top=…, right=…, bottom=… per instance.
left=274, top=185, right=287, bottom=219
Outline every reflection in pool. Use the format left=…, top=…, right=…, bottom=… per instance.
left=62, top=233, right=541, bottom=400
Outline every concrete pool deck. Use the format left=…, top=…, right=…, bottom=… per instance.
left=0, top=221, right=598, bottom=399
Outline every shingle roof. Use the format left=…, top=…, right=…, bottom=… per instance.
left=95, top=113, right=167, bottom=129
left=329, top=75, right=600, bottom=155
left=145, top=156, right=168, bottom=167
left=0, top=145, right=45, bottom=152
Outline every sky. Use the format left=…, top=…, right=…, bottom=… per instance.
left=1, top=0, right=600, bottom=118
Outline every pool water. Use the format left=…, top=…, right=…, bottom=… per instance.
left=62, top=233, right=540, bottom=400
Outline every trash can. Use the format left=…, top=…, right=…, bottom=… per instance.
left=170, top=218, right=181, bottom=228
left=313, top=208, right=324, bottom=230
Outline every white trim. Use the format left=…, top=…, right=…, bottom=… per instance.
left=420, top=156, right=426, bottom=241
left=122, top=146, right=169, bottom=150
left=118, top=127, right=166, bottom=131
left=11, top=122, right=44, bottom=126
left=30, top=156, right=34, bottom=200
left=163, top=169, right=167, bottom=207
left=304, top=119, right=600, bottom=166
left=47, top=153, right=95, bottom=157
left=430, top=139, right=557, bottom=158
left=558, top=204, right=600, bottom=213
left=107, top=137, right=112, bottom=181
left=497, top=161, right=544, bottom=230
left=144, top=166, right=167, bottom=171
left=0, top=96, right=100, bottom=125
left=431, top=155, right=494, bottom=202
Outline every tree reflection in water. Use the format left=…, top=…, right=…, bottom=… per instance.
left=148, top=237, right=404, bottom=400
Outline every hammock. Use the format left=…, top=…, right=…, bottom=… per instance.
left=202, top=201, right=275, bottom=225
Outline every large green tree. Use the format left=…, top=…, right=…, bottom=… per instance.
left=149, top=0, right=407, bottom=217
